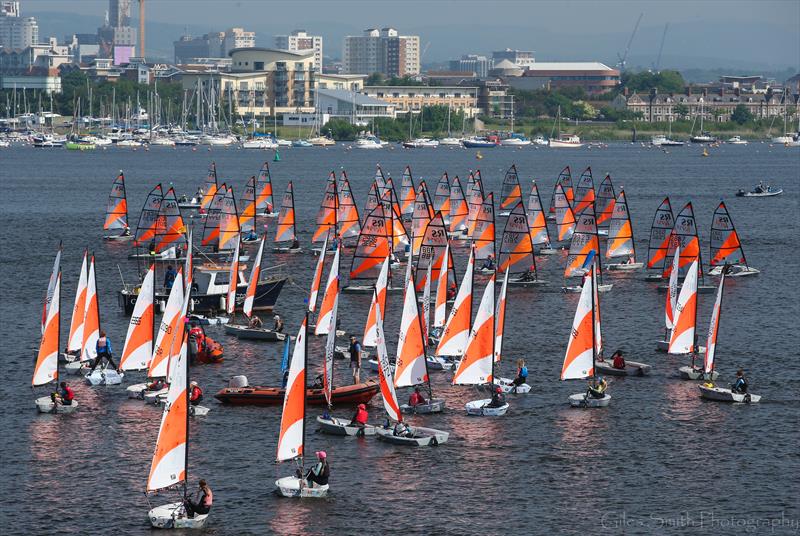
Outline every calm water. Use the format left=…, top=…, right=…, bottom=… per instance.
left=1, top=142, right=798, bottom=535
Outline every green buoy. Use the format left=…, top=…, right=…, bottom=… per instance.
left=273, top=149, right=281, bottom=162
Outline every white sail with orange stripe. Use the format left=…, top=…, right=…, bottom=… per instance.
left=499, top=165, right=522, bottom=212
left=380, top=190, right=409, bottom=252
left=183, top=230, right=193, bottom=289
left=433, top=173, right=451, bottom=225
left=466, top=175, right=485, bottom=238
left=133, top=184, right=163, bottom=247
left=308, top=234, right=328, bottom=313
left=363, top=256, right=390, bottom=347
left=399, top=166, right=416, bottom=219
left=315, top=245, right=340, bottom=336
left=149, top=269, right=184, bottom=379
left=218, top=186, right=240, bottom=251
left=42, top=243, right=61, bottom=336
left=411, top=182, right=434, bottom=256
left=81, top=256, right=100, bottom=361
left=605, top=189, right=636, bottom=260
left=668, top=258, right=699, bottom=354
left=549, top=166, right=573, bottom=214
left=434, top=244, right=450, bottom=329
left=663, top=202, right=701, bottom=278
left=554, top=183, right=576, bottom=243
left=572, top=167, right=595, bottom=215
left=647, top=197, right=675, bottom=271
left=350, top=203, right=390, bottom=285
left=201, top=183, right=227, bottom=247
left=453, top=275, right=495, bottom=385
left=119, top=265, right=155, bottom=371
left=274, top=181, right=297, bottom=243
left=374, top=305, right=402, bottom=422
left=422, top=262, right=431, bottom=341
left=313, top=173, right=339, bottom=243
left=277, top=316, right=308, bottom=461
left=710, top=201, right=747, bottom=268
left=238, top=174, right=259, bottom=234
left=243, top=236, right=265, bottom=317
left=436, top=248, right=474, bottom=357
left=414, top=211, right=455, bottom=292
left=449, top=176, right=469, bottom=235
left=564, top=204, right=600, bottom=278
left=254, top=161, right=274, bottom=214
left=226, top=240, right=241, bottom=315
left=498, top=201, right=535, bottom=276
left=703, top=270, right=726, bottom=374
left=154, top=187, right=187, bottom=253
left=104, top=171, right=128, bottom=230
left=199, top=161, right=219, bottom=212
left=494, top=268, right=508, bottom=363
left=473, top=192, right=496, bottom=261
left=561, top=267, right=595, bottom=380
left=665, top=239, right=680, bottom=330
left=394, top=268, right=428, bottom=388
left=596, top=174, right=616, bottom=228
left=526, top=180, right=551, bottom=247
left=67, top=250, right=88, bottom=352
left=337, top=171, right=361, bottom=239
left=33, top=273, right=60, bottom=386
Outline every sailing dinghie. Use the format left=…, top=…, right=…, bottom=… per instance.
left=562, top=205, right=612, bottom=293
left=473, top=192, right=497, bottom=273
left=435, top=248, right=475, bottom=362
left=660, top=257, right=709, bottom=362
left=433, top=173, right=451, bottom=225
left=675, top=258, right=718, bottom=380
left=548, top=166, right=573, bottom=221
left=63, top=250, right=88, bottom=371
left=398, top=166, right=417, bottom=221
left=343, top=203, right=391, bottom=293
left=707, top=201, right=759, bottom=277
left=645, top=197, right=675, bottom=281
left=605, top=188, right=644, bottom=270
left=498, top=201, right=545, bottom=285
left=449, top=176, right=469, bottom=238
left=498, top=165, right=523, bottom=217
left=488, top=268, right=530, bottom=393
left=273, top=181, right=301, bottom=253
left=553, top=182, right=576, bottom=246
left=83, top=255, right=124, bottom=385
left=312, top=172, right=339, bottom=248
left=572, top=167, right=595, bottom=216
left=595, top=174, right=617, bottom=236
left=657, top=202, right=715, bottom=293
left=697, top=267, right=761, bottom=403
left=118, top=265, right=155, bottom=377
left=526, top=180, right=555, bottom=254
left=337, top=171, right=362, bottom=242
left=103, top=171, right=132, bottom=240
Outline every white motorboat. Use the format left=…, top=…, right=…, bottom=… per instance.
left=727, top=135, right=748, bottom=145
left=735, top=184, right=783, bottom=197
left=354, top=136, right=383, bottom=149
left=149, top=137, right=175, bottom=146
left=500, top=136, right=532, bottom=146
left=532, top=135, right=548, bottom=146
left=403, top=138, right=439, bottom=148
left=549, top=134, right=583, bottom=148
left=316, top=416, right=376, bottom=436
left=771, top=134, right=794, bottom=144
left=465, top=399, right=509, bottom=416
left=439, top=137, right=462, bottom=146
left=242, top=138, right=277, bottom=149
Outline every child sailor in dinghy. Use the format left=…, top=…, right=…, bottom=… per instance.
left=51, top=382, right=76, bottom=408
left=302, top=451, right=330, bottom=488
left=586, top=377, right=608, bottom=399
left=731, top=369, right=748, bottom=394
left=88, top=331, right=120, bottom=373
left=511, top=359, right=529, bottom=391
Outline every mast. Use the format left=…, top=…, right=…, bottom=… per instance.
left=301, top=309, right=309, bottom=471
left=182, top=328, right=190, bottom=499
left=590, top=261, right=597, bottom=383
left=412, top=264, right=434, bottom=399
left=709, top=270, right=726, bottom=377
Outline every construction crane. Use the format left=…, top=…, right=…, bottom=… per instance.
left=616, top=12, right=643, bottom=71
left=652, top=23, right=669, bottom=72
left=138, top=0, right=145, bottom=61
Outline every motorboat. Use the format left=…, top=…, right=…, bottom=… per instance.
left=402, top=138, right=439, bottom=148
left=549, top=133, right=583, bottom=148
left=727, top=135, right=748, bottom=145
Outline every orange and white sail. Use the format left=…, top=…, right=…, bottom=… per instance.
left=399, top=165, right=416, bottom=219
left=226, top=240, right=241, bottom=315
left=201, top=183, right=227, bottom=247
left=500, top=165, right=523, bottom=211
left=274, top=181, right=297, bottom=243
left=374, top=305, right=402, bottom=422
left=498, top=201, right=536, bottom=276
left=154, top=187, right=187, bottom=253
left=67, top=250, right=88, bottom=352
left=453, top=275, right=495, bottom=385
left=422, top=262, right=432, bottom=340
left=710, top=201, right=747, bottom=268
left=312, top=172, right=339, bottom=243
left=595, top=174, right=616, bottom=228
left=315, top=245, right=340, bottom=336
left=183, top=230, right=194, bottom=288
left=42, top=243, right=62, bottom=335
left=572, top=167, right=595, bottom=215
left=238, top=174, right=259, bottom=234
left=526, top=180, right=551, bottom=247
left=436, top=248, right=474, bottom=357
left=564, top=205, right=600, bottom=278
left=133, top=184, right=163, bottom=247
left=337, top=171, right=362, bottom=239
left=363, top=256, right=390, bottom=347
left=149, top=269, right=184, bottom=379
left=466, top=176, right=485, bottom=238
left=414, top=211, right=454, bottom=292
left=434, top=244, right=450, bottom=329
left=308, top=234, right=328, bottom=313
left=277, top=316, right=308, bottom=461
left=554, top=183, right=576, bottom=243
left=119, top=265, right=155, bottom=371
left=411, top=182, right=434, bottom=256
left=323, top=293, right=338, bottom=406
left=104, top=171, right=128, bottom=231
left=606, top=188, right=636, bottom=261
left=703, top=270, right=726, bottom=374
left=647, top=197, right=675, bottom=271
left=668, top=257, right=699, bottom=354
left=665, top=239, right=680, bottom=330
left=433, top=173, right=451, bottom=225
left=394, top=268, right=428, bottom=388
left=473, top=192, right=496, bottom=261
left=350, top=204, right=390, bottom=284
left=549, top=166, right=573, bottom=214
left=381, top=190, right=409, bottom=251
left=663, top=202, right=701, bottom=278
left=33, top=272, right=60, bottom=386
left=449, top=176, right=469, bottom=235
left=147, top=328, right=188, bottom=491
left=243, top=236, right=265, bottom=317
left=363, top=181, right=381, bottom=219
left=494, top=268, right=508, bottom=363
left=81, top=256, right=100, bottom=361
left=199, top=161, right=219, bottom=212
left=254, top=162, right=275, bottom=214
left=218, top=186, right=240, bottom=251
left=561, top=265, right=595, bottom=380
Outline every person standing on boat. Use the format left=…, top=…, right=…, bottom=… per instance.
left=486, top=386, right=506, bottom=408
left=611, top=350, right=626, bottom=370
left=349, top=403, right=369, bottom=428
left=305, top=451, right=330, bottom=488
left=731, top=369, right=748, bottom=394
left=408, top=387, right=427, bottom=407
left=164, top=265, right=177, bottom=290
left=184, top=480, right=212, bottom=518
left=189, top=381, right=204, bottom=405
left=349, top=336, right=362, bottom=384
left=511, top=359, right=528, bottom=388
left=89, top=331, right=119, bottom=372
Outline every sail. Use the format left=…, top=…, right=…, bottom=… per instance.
left=239, top=175, right=258, bottom=233
left=323, top=295, right=338, bottom=406
left=277, top=317, right=307, bottom=462
left=363, top=182, right=380, bottom=219
left=67, top=250, right=88, bottom=352
left=373, top=164, right=387, bottom=193
left=411, top=182, right=434, bottom=256
left=414, top=212, right=455, bottom=292
left=466, top=177, right=485, bottom=237
left=526, top=180, right=551, bottom=246
left=337, top=172, right=361, bottom=239
left=668, top=258, right=698, bottom=354
left=500, top=165, right=523, bottom=211
left=374, top=305, right=401, bottom=422
left=275, top=181, right=296, bottom=243
left=33, top=273, right=60, bottom=386
left=473, top=192, right=496, bottom=261
left=154, top=187, right=187, bottom=253
left=663, top=202, right=701, bottom=277
left=81, top=256, right=100, bottom=361
left=315, top=246, right=340, bottom=336
left=133, top=184, right=163, bottom=246
left=453, top=275, right=495, bottom=385
left=394, top=269, right=428, bottom=388
left=433, top=173, right=451, bottom=224
left=199, top=162, right=219, bottom=211
left=565, top=205, right=600, bottom=278
left=308, top=234, right=328, bottom=313
left=561, top=267, right=595, bottom=380
left=226, top=240, right=241, bottom=315
left=399, top=166, right=416, bottom=219
left=549, top=166, right=573, bottom=214
left=596, top=174, right=616, bottom=228
left=449, top=176, right=469, bottom=234
left=146, top=333, right=188, bottom=492
left=665, top=240, right=680, bottom=330
left=43, top=243, right=61, bottom=334
left=605, top=189, right=635, bottom=260
left=149, top=270, right=184, bottom=379
left=498, top=201, right=535, bottom=276
left=184, top=230, right=193, bottom=287
left=495, top=268, right=509, bottom=363
left=422, top=262, right=431, bottom=341
left=312, top=173, right=338, bottom=243
left=243, top=237, right=265, bottom=317
left=119, top=265, right=154, bottom=371
left=104, top=172, right=128, bottom=230
left=703, top=271, right=726, bottom=374
left=436, top=248, right=474, bottom=357
left=386, top=195, right=410, bottom=252
left=350, top=204, right=390, bottom=282
left=646, top=197, right=675, bottom=270
left=710, top=201, right=746, bottom=267
left=218, top=186, right=240, bottom=251
left=363, top=256, right=390, bottom=347
left=255, top=162, right=275, bottom=214
left=383, top=177, right=400, bottom=214
left=554, top=183, right=576, bottom=242
left=434, top=244, right=451, bottom=329
left=201, top=184, right=227, bottom=247
left=573, top=167, right=595, bottom=215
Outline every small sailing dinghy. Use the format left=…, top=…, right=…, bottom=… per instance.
left=562, top=205, right=612, bottom=293
left=671, top=258, right=716, bottom=379
left=526, top=179, right=556, bottom=254
left=547, top=166, right=574, bottom=222
left=561, top=262, right=611, bottom=408
left=311, top=172, right=340, bottom=249
left=434, top=248, right=475, bottom=365
left=707, top=201, right=759, bottom=277
left=181, top=161, right=217, bottom=210
left=102, top=171, right=132, bottom=240
left=343, top=203, right=391, bottom=293
left=595, top=174, right=617, bottom=238
left=698, top=268, right=761, bottom=403
left=498, top=165, right=523, bottom=217
left=473, top=192, right=497, bottom=274
left=488, top=269, right=530, bottom=393
left=645, top=197, right=675, bottom=281
left=63, top=250, right=88, bottom=372
left=337, top=171, right=362, bottom=242
left=455, top=274, right=510, bottom=416
left=656, top=202, right=716, bottom=293
left=410, top=181, right=434, bottom=258
left=553, top=182, right=576, bottom=247
left=499, top=201, right=545, bottom=286
left=427, top=243, right=455, bottom=356
left=273, top=181, right=301, bottom=253
left=118, top=264, right=155, bottom=385
left=605, top=188, right=644, bottom=270
left=398, top=165, right=417, bottom=221
left=433, top=173, right=451, bottom=226
left=449, top=176, right=470, bottom=239
left=83, top=256, right=124, bottom=386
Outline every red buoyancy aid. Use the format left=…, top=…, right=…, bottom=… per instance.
left=354, top=407, right=368, bottom=425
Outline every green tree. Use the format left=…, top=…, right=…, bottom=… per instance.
left=622, top=70, right=685, bottom=94
left=322, top=118, right=357, bottom=140
left=673, top=103, right=689, bottom=119
left=730, top=104, right=753, bottom=125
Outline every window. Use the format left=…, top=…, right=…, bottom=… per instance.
left=254, top=62, right=264, bottom=70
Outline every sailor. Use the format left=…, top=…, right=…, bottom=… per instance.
left=305, top=451, right=330, bottom=488
left=393, top=421, right=412, bottom=437
left=349, top=336, right=362, bottom=384
left=511, top=359, right=528, bottom=388
left=520, top=268, right=536, bottom=282
left=447, top=281, right=457, bottom=300
left=481, top=254, right=495, bottom=271
left=121, top=225, right=131, bottom=237
left=89, top=331, right=119, bottom=372
left=611, top=350, right=626, bottom=370
left=330, top=235, right=340, bottom=251
left=248, top=315, right=263, bottom=328
left=148, top=239, right=157, bottom=256
left=291, top=238, right=300, bottom=250
left=244, top=229, right=258, bottom=241
left=147, top=377, right=167, bottom=391
left=486, top=386, right=506, bottom=408
left=189, top=381, right=204, bottom=405
left=587, top=377, right=608, bottom=399
left=349, top=403, right=369, bottom=428
left=731, top=369, right=748, bottom=394
left=188, top=323, right=206, bottom=361
left=408, top=387, right=427, bottom=407
left=164, top=265, right=178, bottom=290
left=184, top=480, right=212, bottom=518
left=273, top=314, right=284, bottom=333
left=51, top=381, right=75, bottom=406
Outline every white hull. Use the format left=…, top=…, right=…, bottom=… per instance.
left=465, top=399, right=509, bottom=416
left=500, top=139, right=532, bottom=146
left=537, top=247, right=557, bottom=255
left=127, top=383, right=148, bottom=399
left=148, top=502, right=208, bottom=529
left=494, top=377, right=531, bottom=394
left=375, top=425, right=449, bottom=446
left=145, top=388, right=169, bottom=405
left=507, top=278, right=548, bottom=287
left=708, top=265, right=759, bottom=277
left=607, top=262, right=644, bottom=271
left=569, top=392, right=611, bottom=407
left=316, top=416, right=376, bottom=436
left=400, top=398, right=445, bottom=414
left=85, top=369, right=124, bottom=385
left=563, top=283, right=613, bottom=293
left=103, top=234, right=134, bottom=241
left=272, top=246, right=302, bottom=254
left=190, top=405, right=211, bottom=416
left=596, top=360, right=652, bottom=376
left=341, top=284, right=376, bottom=294
left=65, top=360, right=89, bottom=375
left=189, top=314, right=229, bottom=325
left=549, top=140, right=583, bottom=148
left=275, top=476, right=329, bottom=498
left=425, top=356, right=453, bottom=371
left=224, top=324, right=287, bottom=341
left=35, top=396, right=79, bottom=414
left=678, top=366, right=719, bottom=381
left=699, top=385, right=760, bottom=403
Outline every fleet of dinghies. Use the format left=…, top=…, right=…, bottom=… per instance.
left=30, top=159, right=764, bottom=519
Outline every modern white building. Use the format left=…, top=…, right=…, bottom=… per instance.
left=316, top=88, right=396, bottom=123
left=492, top=48, right=535, bottom=69
left=343, top=28, right=420, bottom=76
left=275, top=30, right=322, bottom=73
left=0, top=1, right=38, bottom=50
